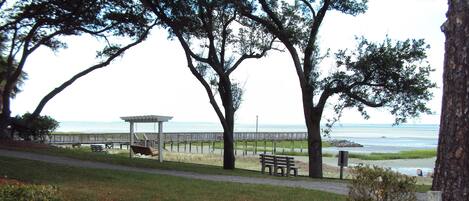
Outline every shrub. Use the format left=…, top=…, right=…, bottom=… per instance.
left=0, top=183, right=61, bottom=201
left=10, top=113, right=59, bottom=142
left=347, top=164, right=417, bottom=201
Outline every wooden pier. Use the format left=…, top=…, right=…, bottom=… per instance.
left=47, top=132, right=308, bottom=145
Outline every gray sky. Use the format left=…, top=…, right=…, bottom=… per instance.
left=12, top=0, right=447, bottom=125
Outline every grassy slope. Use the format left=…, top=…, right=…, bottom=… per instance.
left=0, top=156, right=345, bottom=201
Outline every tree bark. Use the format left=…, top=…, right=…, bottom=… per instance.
left=223, top=108, right=235, bottom=169
left=432, top=1, right=469, bottom=200
left=220, top=78, right=236, bottom=170
left=302, top=87, right=323, bottom=178
left=0, top=89, right=12, bottom=138
left=306, top=115, right=323, bottom=178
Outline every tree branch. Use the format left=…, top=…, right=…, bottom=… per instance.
left=258, top=0, right=284, bottom=30
left=220, top=12, right=236, bottom=69
left=303, top=0, right=330, bottom=78
left=226, top=36, right=275, bottom=75
left=183, top=43, right=227, bottom=129
left=31, top=23, right=156, bottom=117
left=345, top=91, right=385, bottom=107
left=198, top=3, right=221, bottom=70
left=300, top=0, right=316, bottom=19
left=141, top=0, right=210, bottom=63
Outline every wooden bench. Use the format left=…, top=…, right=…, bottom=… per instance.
left=90, top=144, right=104, bottom=152
left=130, top=145, right=158, bottom=156
left=259, top=154, right=298, bottom=176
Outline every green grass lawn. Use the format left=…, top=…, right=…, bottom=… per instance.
left=348, top=149, right=437, bottom=160
left=0, top=156, right=346, bottom=201
left=0, top=145, right=263, bottom=177
left=213, top=140, right=332, bottom=150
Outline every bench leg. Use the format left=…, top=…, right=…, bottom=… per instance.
left=288, top=168, right=298, bottom=177
left=275, top=167, right=285, bottom=176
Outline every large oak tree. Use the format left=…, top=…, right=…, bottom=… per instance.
left=141, top=0, right=274, bottom=169
left=432, top=0, right=469, bottom=200
left=234, top=0, right=435, bottom=177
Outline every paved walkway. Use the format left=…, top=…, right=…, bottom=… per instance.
left=0, top=149, right=426, bottom=200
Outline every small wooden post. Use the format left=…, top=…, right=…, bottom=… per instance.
left=129, top=122, right=134, bottom=158
left=273, top=141, right=276, bottom=154
left=235, top=141, right=237, bottom=155
left=201, top=141, right=204, bottom=154
left=244, top=141, right=247, bottom=156
left=254, top=141, right=258, bottom=154
left=291, top=140, right=294, bottom=152
left=189, top=141, right=192, bottom=153
left=158, top=121, right=163, bottom=162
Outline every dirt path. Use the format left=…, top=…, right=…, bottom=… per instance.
left=0, top=149, right=426, bottom=200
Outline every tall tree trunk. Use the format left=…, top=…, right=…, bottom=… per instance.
left=307, top=116, right=323, bottom=178
left=303, top=88, right=323, bottom=178
left=0, top=91, right=11, bottom=138
left=432, top=1, right=469, bottom=200
left=223, top=107, right=235, bottom=169
left=221, top=80, right=236, bottom=170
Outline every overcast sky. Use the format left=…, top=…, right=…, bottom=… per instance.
left=11, top=0, right=447, bottom=125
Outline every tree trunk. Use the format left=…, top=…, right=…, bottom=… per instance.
left=0, top=92, right=11, bottom=138
left=432, top=1, right=469, bottom=200
left=303, top=88, right=323, bottom=178
left=220, top=79, right=236, bottom=170
left=306, top=117, right=323, bottom=178
left=223, top=110, right=235, bottom=169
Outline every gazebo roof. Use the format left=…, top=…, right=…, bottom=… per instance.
left=120, top=115, right=173, bottom=123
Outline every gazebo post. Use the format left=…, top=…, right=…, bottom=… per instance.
left=129, top=122, right=134, bottom=158
left=158, top=121, right=163, bottom=162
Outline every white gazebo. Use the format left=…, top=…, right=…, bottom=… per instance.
left=121, top=115, right=173, bottom=162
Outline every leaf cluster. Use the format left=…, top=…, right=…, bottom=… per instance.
left=11, top=113, right=59, bottom=142
left=0, top=0, right=152, bottom=58
left=322, top=37, right=435, bottom=124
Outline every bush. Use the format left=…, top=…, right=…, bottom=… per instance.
left=347, top=164, right=417, bottom=201
left=0, top=183, right=61, bottom=201
left=10, top=113, right=59, bottom=142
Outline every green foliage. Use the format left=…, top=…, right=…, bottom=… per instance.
left=0, top=183, right=60, bottom=201
left=11, top=113, right=59, bottom=141
left=348, top=165, right=417, bottom=201
left=332, top=37, right=436, bottom=124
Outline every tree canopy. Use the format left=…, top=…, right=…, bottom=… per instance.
left=233, top=0, right=435, bottom=177
left=142, top=0, right=275, bottom=169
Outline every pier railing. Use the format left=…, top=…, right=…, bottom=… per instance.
left=47, top=132, right=308, bottom=145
